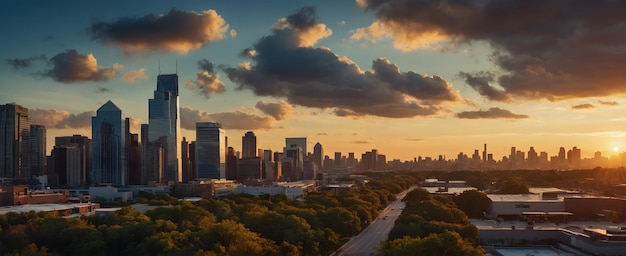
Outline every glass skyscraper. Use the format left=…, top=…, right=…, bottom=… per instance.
left=92, top=100, right=126, bottom=186
left=30, top=124, right=46, bottom=177
left=0, top=103, right=30, bottom=179
left=195, top=122, right=225, bottom=180
left=147, top=74, right=181, bottom=182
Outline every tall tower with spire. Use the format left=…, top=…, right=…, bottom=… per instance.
left=147, top=74, right=181, bottom=182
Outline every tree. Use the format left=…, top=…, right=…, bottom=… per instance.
left=378, top=231, right=483, bottom=256
left=497, top=178, right=530, bottom=194
left=453, top=190, right=491, bottom=219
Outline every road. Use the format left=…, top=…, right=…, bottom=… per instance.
left=332, top=186, right=415, bottom=256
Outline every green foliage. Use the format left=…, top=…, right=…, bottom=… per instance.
left=453, top=190, right=491, bottom=219
left=378, top=231, right=483, bottom=256
left=497, top=178, right=530, bottom=194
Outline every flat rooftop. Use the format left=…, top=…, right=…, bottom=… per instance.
left=0, top=203, right=94, bottom=215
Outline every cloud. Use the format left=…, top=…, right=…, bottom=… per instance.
left=456, top=107, right=529, bottom=119
left=180, top=106, right=273, bottom=131
left=185, top=59, right=226, bottom=98
left=353, top=141, right=369, bottom=144
left=572, top=103, right=595, bottom=110
left=96, top=86, right=111, bottom=93
left=337, top=20, right=346, bottom=26
left=599, top=100, right=618, bottom=106
left=122, top=68, right=148, bottom=83
left=222, top=7, right=463, bottom=118
left=255, top=100, right=293, bottom=120
left=90, top=8, right=230, bottom=54
left=405, top=138, right=423, bottom=142
left=317, top=133, right=328, bottom=135
left=357, top=0, right=626, bottom=100
left=229, top=29, right=237, bottom=37
left=39, top=49, right=120, bottom=83
left=5, top=55, right=46, bottom=69
left=30, top=108, right=94, bottom=129
left=458, top=72, right=510, bottom=102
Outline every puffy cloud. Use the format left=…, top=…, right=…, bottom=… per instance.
left=180, top=106, right=273, bottom=130
left=40, top=49, right=119, bottom=83
left=185, top=59, right=225, bottom=98
left=122, top=68, right=148, bottom=83
left=599, top=100, right=618, bottom=106
left=255, top=100, right=293, bottom=120
left=458, top=72, right=510, bottom=102
left=351, top=21, right=449, bottom=51
left=5, top=55, right=46, bottom=69
left=229, top=29, right=237, bottom=37
left=30, top=108, right=94, bottom=129
left=357, top=0, right=626, bottom=100
left=456, top=107, right=529, bottom=119
left=90, top=8, right=230, bottom=54
left=572, top=103, right=595, bottom=110
left=222, top=7, right=463, bottom=118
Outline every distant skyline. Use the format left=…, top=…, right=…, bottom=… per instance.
left=3, top=1, right=626, bottom=161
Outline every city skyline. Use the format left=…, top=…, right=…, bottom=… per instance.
left=3, top=1, right=626, bottom=161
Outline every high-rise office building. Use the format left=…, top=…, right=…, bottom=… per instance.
left=181, top=137, right=192, bottom=183
left=30, top=124, right=46, bottom=176
left=55, top=135, right=91, bottom=185
left=313, top=142, right=323, bottom=170
left=196, top=122, right=226, bottom=180
left=285, top=137, right=307, bottom=158
left=148, top=74, right=181, bottom=182
left=91, top=100, right=126, bottom=186
left=0, top=103, right=30, bottom=179
left=51, top=145, right=82, bottom=187
left=242, top=131, right=257, bottom=159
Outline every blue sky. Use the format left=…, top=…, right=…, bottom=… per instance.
left=3, top=0, right=626, bottom=161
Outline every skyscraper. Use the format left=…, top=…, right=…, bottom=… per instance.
left=55, top=135, right=91, bottom=186
left=196, top=122, right=226, bottom=180
left=148, top=74, right=181, bottom=182
left=242, top=131, right=257, bottom=159
left=30, top=124, right=46, bottom=176
left=92, top=100, right=126, bottom=186
left=285, top=137, right=307, bottom=157
left=313, top=142, right=323, bottom=170
left=0, top=103, right=30, bottom=179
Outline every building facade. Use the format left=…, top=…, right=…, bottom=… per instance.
left=147, top=74, right=181, bottom=183
left=196, top=122, right=226, bottom=180
left=91, top=101, right=126, bottom=186
left=242, top=131, right=256, bottom=159
left=0, top=103, right=31, bottom=179
left=30, top=124, right=46, bottom=177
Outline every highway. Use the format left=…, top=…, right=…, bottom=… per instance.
left=332, top=186, right=415, bottom=256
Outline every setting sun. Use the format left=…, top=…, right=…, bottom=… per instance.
left=613, top=146, right=620, bottom=152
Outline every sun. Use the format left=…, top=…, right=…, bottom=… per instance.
left=613, top=146, right=620, bottom=152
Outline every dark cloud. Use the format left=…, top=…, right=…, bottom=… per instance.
left=222, top=7, right=462, bottom=118
left=5, top=55, right=46, bottom=69
left=357, top=0, right=626, bottom=100
left=353, top=141, right=369, bottom=144
left=572, top=103, right=595, bottom=110
left=30, top=109, right=94, bottom=129
left=96, top=87, right=111, bottom=93
left=255, top=100, right=293, bottom=120
left=456, top=107, right=529, bottom=119
left=405, top=138, right=423, bottom=142
left=185, top=59, right=225, bottom=98
left=90, top=8, right=230, bottom=54
left=458, top=72, right=510, bottom=102
left=39, top=49, right=120, bottom=83
left=599, top=100, right=618, bottom=106
left=180, top=106, right=273, bottom=131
